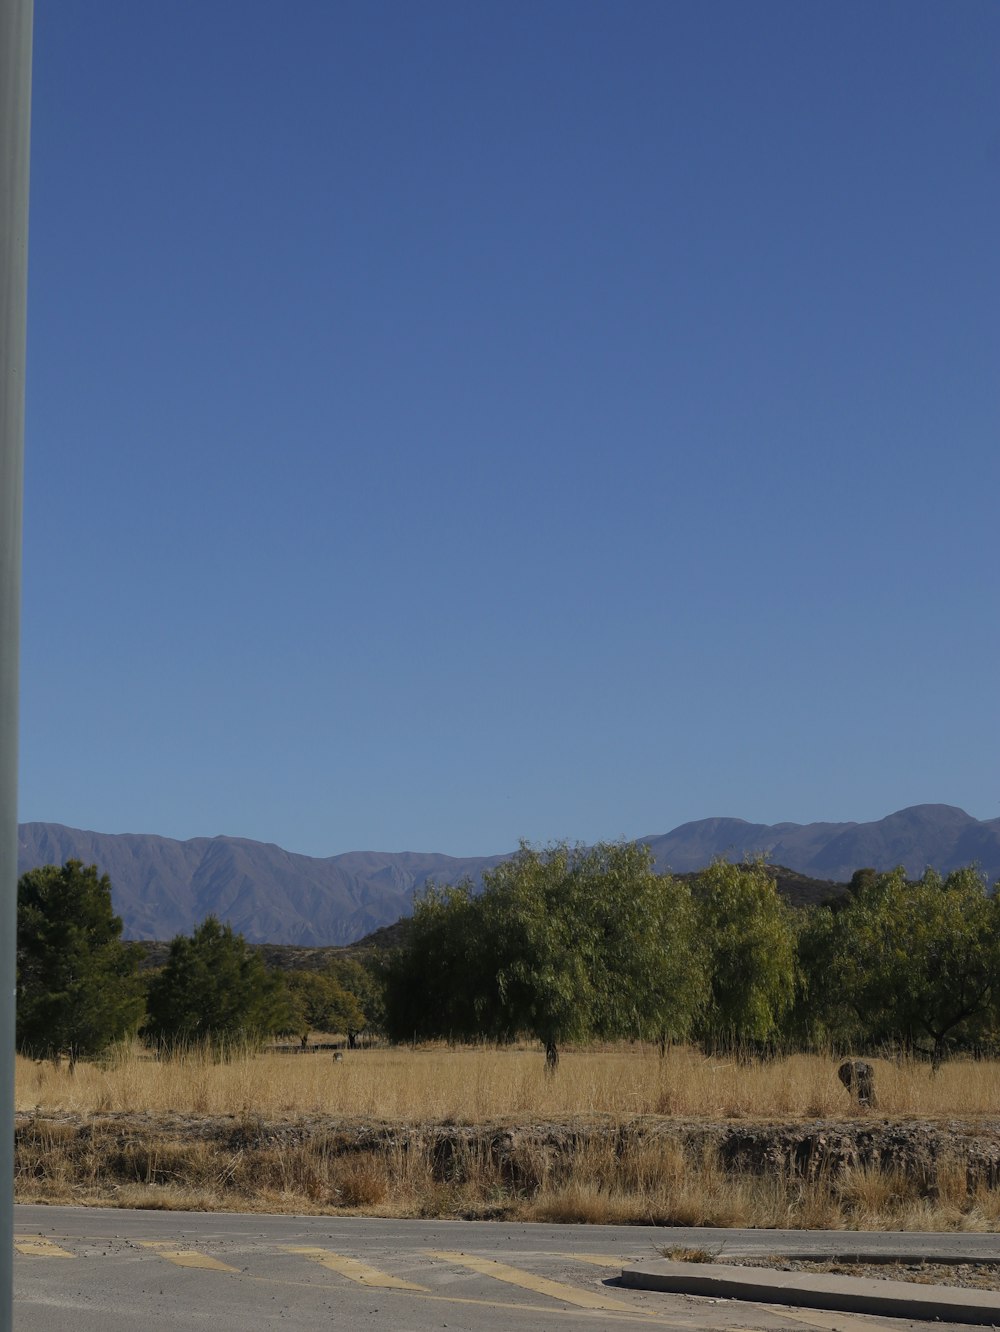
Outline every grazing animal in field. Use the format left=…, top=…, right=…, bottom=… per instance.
left=837, top=1058, right=876, bottom=1108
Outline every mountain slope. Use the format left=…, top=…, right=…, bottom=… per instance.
left=17, top=804, right=1000, bottom=946
left=640, top=805, right=1000, bottom=883
left=16, top=824, right=506, bottom=946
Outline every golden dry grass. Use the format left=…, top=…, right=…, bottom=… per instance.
left=16, top=1043, right=1000, bottom=1229
left=16, top=1043, right=1000, bottom=1121
left=15, top=1116, right=1000, bottom=1231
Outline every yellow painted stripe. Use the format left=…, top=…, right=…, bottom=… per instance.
left=282, top=1246, right=427, bottom=1291
left=426, top=1249, right=649, bottom=1314
left=752, top=1304, right=904, bottom=1332
left=249, top=1271, right=700, bottom=1326
left=13, top=1236, right=75, bottom=1259
left=138, top=1240, right=237, bottom=1272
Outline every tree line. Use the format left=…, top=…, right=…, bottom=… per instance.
left=15, top=861, right=380, bottom=1064
left=15, top=847, right=1000, bottom=1069
left=380, top=842, right=1000, bottom=1069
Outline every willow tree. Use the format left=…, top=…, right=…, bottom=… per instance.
left=828, top=865, right=1000, bottom=1066
left=380, top=881, right=489, bottom=1043
left=693, top=859, right=797, bottom=1052
left=383, top=840, right=707, bottom=1069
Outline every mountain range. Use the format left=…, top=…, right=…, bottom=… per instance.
left=17, top=804, right=1000, bottom=947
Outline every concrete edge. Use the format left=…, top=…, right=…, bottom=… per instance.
left=620, top=1260, right=1000, bottom=1326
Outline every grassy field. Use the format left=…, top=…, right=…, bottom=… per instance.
left=15, top=1043, right=1000, bottom=1229
left=17, top=1042, right=1000, bottom=1120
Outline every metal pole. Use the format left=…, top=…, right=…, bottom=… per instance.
left=1, top=1, right=33, bottom=1326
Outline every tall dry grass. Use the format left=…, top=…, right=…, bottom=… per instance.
left=15, top=1108, right=1000, bottom=1231
left=16, top=1042, right=1000, bottom=1122
left=17, top=1044, right=1000, bottom=1229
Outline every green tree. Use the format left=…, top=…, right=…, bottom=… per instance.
left=382, top=841, right=707, bottom=1069
left=604, top=870, right=707, bottom=1054
left=828, top=865, right=1000, bottom=1066
left=16, top=860, right=144, bottom=1065
left=786, top=903, right=854, bottom=1049
left=480, top=842, right=707, bottom=1065
left=324, top=956, right=381, bottom=1045
left=693, top=860, right=797, bottom=1051
left=143, top=916, right=290, bottom=1048
left=381, top=881, right=487, bottom=1044
left=285, top=971, right=366, bottom=1047
left=476, top=843, right=599, bottom=1067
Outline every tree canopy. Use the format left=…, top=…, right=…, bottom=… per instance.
left=382, top=840, right=707, bottom=1066
left=284, top=969, right=367, bottom=1047
left=825, top=865, right=1000, bottom=1065
left=17, top=860, right=144, bottom=1063
left=143, top=915, right=290, bottom=1048
left=692, top=859, right=797, bottom=1050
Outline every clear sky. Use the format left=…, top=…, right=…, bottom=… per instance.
left=19, top=1, right=999, bottom=857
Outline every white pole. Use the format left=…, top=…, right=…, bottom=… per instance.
left=0, top=1, right=33, bottom=1326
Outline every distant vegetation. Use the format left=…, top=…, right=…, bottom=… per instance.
left=15, top=848, right=1000, bottom=1069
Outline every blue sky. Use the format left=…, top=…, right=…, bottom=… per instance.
left=19, top=1, right=999, bottom=857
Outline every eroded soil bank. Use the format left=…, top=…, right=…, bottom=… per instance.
left=15, top=1112, right=1000, bottom=1226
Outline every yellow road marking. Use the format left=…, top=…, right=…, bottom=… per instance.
left=249, top=1268, right=704, bottom=1326
left=752, top=1304, right=903, bottom=1332
left=13, top=1234, right=766, bottom=1328
left=426, top=1249, right=652, bottom=1314
left=15, top=1231, right=840, bottom=1330
left=137, top=1240, right=238, bottom=1272
left=282, top=1246, right=427, bottom=1291
left=13, top=1236, right=75, bottom=1259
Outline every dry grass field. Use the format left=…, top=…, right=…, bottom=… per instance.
left=17, top=1042, right=1000, bottom=1121
left=15, top=1043, right=1000, bottom=1230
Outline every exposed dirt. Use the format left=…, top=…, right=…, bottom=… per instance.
left=16, top=1111, right=1000, bottom=1190
left=724, top=1257, right=1000, bottom=1291
left=684, top=1117, right=1000, bottom=1188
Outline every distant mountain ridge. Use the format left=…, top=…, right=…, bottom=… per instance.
left=17, top=804, right=1000, bottom=947
left=639, top=803, right=1000, bottom=882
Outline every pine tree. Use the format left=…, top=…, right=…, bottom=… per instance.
left=17, top=860, right=144, bottom=1064
left=143, top=915, right=290, bottom=1048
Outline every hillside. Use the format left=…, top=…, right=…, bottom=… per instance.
left=129, top=866, right=844, bottom=973
left=640, top=804, right=1000, bottom=883
left=18, top=804, right=1000, bottom=946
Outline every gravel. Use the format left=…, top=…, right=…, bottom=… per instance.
left=725, top=1256, right=1000, bottom=1291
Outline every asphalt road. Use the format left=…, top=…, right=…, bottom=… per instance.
left=14, top=1205, right=1000, bottom=1332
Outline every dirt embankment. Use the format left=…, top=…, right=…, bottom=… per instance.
left=16, top=1112, right=1000, bottom=1199
left=688, top=1118, right=1000, bottom=1186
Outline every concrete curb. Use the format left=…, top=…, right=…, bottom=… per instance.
left=620, top=1260, right=1000, bottom=1326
